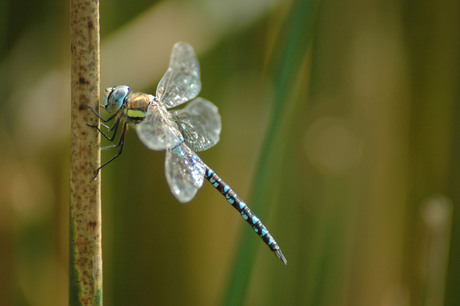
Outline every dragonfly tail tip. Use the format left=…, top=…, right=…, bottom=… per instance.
left=275, top=249, right=287, bottom=265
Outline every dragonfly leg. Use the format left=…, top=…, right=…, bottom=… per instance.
left=82, top=104, right=120, bottom=123
left=93, top=122, right=128, bottom=180
left=98, top=121, right=111, bottom=130
left=88, top=116, right=121, bottom=142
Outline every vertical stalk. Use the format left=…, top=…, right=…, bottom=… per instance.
left=70, top=0, right=102, bottom=304
left=223, top=0, right=319, bottom=304
left=419, top=196, right=452, bottom=306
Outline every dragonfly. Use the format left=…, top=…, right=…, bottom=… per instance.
left=85, top=42, right=287, bottom=264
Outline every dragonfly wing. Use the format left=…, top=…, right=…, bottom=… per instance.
left=156, top=42, right=201, bottom=109
left=135, top=103, right=177, bottom=151
left=165, top=142, right=206, bottom=203
left=171, top=98, right=222, bottom=152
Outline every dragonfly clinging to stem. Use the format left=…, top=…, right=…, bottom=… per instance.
left=85, top=42, right=287, bottom=264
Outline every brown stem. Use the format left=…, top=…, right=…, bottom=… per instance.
left=70, top=0, right=102, bottom=304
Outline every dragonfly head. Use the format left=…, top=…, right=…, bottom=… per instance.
left=103, top=85, right=130, bottom=113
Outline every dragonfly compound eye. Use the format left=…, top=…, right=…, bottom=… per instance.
left=104, top=85, right=130, bottom=113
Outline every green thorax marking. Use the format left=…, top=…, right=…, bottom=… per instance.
left=125, top=93, right=151, bottom=121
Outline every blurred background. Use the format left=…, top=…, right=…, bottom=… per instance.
left=1, top=0, right=460, bottom=305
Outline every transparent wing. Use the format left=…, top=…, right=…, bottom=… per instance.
left=136, top=103, right=179, bottom=151
left=165, top=141, right=206, bottom=203
left=170, top=98, right=222, bottom=152
left=156, top=42, right=201, bottom=109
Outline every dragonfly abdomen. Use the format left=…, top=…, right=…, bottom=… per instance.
left=205, top=167, right=287, bottom=264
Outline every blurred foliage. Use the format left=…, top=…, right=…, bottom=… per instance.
left=1, top=0, right=460, bottom=305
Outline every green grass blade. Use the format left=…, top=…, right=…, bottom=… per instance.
left=222, top=0, right=321, bottom=305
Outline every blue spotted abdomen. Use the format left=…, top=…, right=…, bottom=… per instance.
left=205, top=167, right=286, bottom=264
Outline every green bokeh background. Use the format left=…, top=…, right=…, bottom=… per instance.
left=1, top=0, right=460, bottom=305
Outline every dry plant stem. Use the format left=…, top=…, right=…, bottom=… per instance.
left=70, top=0, right=102, bottom=304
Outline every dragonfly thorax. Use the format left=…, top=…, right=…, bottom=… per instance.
left=104, top=85, right=162, bottom=124
left=125, top=93, right=154, bottom=123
